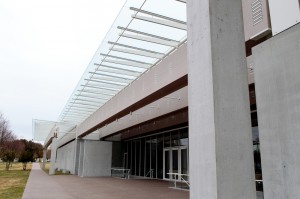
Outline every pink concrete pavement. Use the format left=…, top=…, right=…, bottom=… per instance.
left=22, top=163, right=189, bottom=199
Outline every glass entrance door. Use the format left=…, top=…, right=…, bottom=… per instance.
left=163, top=147, right=188, bottom=180
left=172, top=149, right=179, bottom=180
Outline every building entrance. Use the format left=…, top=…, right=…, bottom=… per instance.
left=124, top=126, right=188, bottom=180
left=163, top=147, right=188, bottom=180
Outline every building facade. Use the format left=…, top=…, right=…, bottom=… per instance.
left=34, top=0, right=300, bottom=198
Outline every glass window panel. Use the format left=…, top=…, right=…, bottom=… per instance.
left=164, top=132, right=171, bottom=148
left=140, top=138, right=145, bottom=176
left=151, top=136, right=157, bottom=178
left=179, top=128, right=189, bottom=147
left=132, top=141, right=136, bottom=175
left=136, top=140, right=141, bottom=176
left=164, top=150, right=170, bottom=179
left=181, top=149, right=188, bottom=175
left=172, top=150, right=179, bottom=179
left=145, top=137, right=151, bottom=177
left=157, top=134, right=164, bottom=179
left=171, top=130, right=180, bottom=147
left=128, top=141, right=131, bottom=171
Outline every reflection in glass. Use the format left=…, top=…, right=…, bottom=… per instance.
left=157, top=134, right=164, bottom=179
left=172, top=150, right=179, bottom=179
left=140, top=138, right=145, bottom=176
left=136, top=140, right=140, bottom=176
left=180, top=129, right=188, bottom=146
left=128, top=142, right=131, bottom=171
left=124, top=127, right=189, bottom=180
left=181, top=149, right=188, bottom=177
left=164, top=150, right=170, bottom=179
left=151, top=136, right=157, bottom=178
left=132, top=141, right=136, bottom=175
left=171, top=131, right=179, bottom=147
left=146, top=137, right=151, bottom=177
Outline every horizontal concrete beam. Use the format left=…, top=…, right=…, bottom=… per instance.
left=77, top=43, right=188, bottom=138
left=98, top=86, right=188, bottom=139
left=44, top=127, right=57, bottom=149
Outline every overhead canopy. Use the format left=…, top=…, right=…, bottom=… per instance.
left=33, top=0, right=187, bottom=143
left=58, top=0, right=187, bottom=124
left=32, top=119, right=77, bottom=142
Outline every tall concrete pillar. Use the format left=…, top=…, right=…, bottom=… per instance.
left=73, top=138, right=82, bottom=175
left=42, top=148, right=46, bottom=170
left=187, top=0, right=256, bottom=198
left=49, top=137, right=58, bottom=175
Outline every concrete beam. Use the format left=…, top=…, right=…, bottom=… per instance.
left=77, top=43, right=188, bottom=138
left=187, top=0, right=256, bottom=198
left=98, top=86, right=188, bottom=139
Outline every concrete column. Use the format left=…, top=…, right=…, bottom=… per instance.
left=253, top=23, right=300, bottom=199
left=49, top=137, right=58, bottom=175
left=73, top=139, right=81, bottom=175
left=42, top=148, right=46, bottom=170
left=187, top=0, right=256, bottom=198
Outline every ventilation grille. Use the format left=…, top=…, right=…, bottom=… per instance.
left=252, top=0, right=263, bottom=26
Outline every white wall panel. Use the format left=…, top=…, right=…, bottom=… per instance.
left=269, top=0, right=300, bottom=35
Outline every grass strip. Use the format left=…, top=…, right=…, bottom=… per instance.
left=0, top=162, right=32, bottom=199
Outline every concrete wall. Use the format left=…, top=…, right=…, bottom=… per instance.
left=79, top=140, right=112, bottom=177
left=253, top=23, right=300, bottom=199
left=73, top=139, right=81, bottom=175
left=78, top=140, right=84, bottom=177
left=56, top=141, right=76, bottom=174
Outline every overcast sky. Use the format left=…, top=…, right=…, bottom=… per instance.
left=0, top=0, right=126, bottom=140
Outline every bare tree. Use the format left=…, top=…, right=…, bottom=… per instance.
left=0, top=112, right=16, bottom=170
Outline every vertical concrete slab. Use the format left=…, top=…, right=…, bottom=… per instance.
left=42, top=149, right=46, bottom=170
left=81, top=140, right=112, bottom=177
left=187, top=0, right=256, bottom=198
left=253, top=23, right=300, bottom=199
left=55, top=141, right=76, bottom=174
left=78, top=140, right=84, bottom=177
left=49, top=137, right=58, bottom=175
left=73, top=139, right=81, bottom=175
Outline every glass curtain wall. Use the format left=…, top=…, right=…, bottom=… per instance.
left=124, top=127, right=188, bottom=179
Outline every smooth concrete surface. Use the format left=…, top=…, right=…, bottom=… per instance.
left=98, top=86, right=188, bottom=139
left=187, top=0, right=256, bottom=198
left=49, top=137, right=58, bottom=175
left=56, top=140, right=75, bottom=174
left=78, top=140, right=84, bottom=177
left=80, top=140, right=112, bottom=177
left=23, top=163, right=188, bottom=199
left=73, top=139, right=81, bottom=175
left=77, top=43, right=187, bottom=138
left=42, top=149, right=46, bottom=170
left=253, top=23, right=300, bottom=199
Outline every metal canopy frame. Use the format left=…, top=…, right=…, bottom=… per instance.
left=57, top=0, right=187, bottom=125
left=32, top=119, right=77, bottom=142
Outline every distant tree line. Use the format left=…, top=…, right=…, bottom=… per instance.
left=0, top=112, right=44, bottom=170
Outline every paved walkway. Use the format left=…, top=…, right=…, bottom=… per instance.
left=22, top=163, right=189, bottom=199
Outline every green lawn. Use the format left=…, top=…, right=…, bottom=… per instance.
left=0, top=162, right=32, bottom=199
